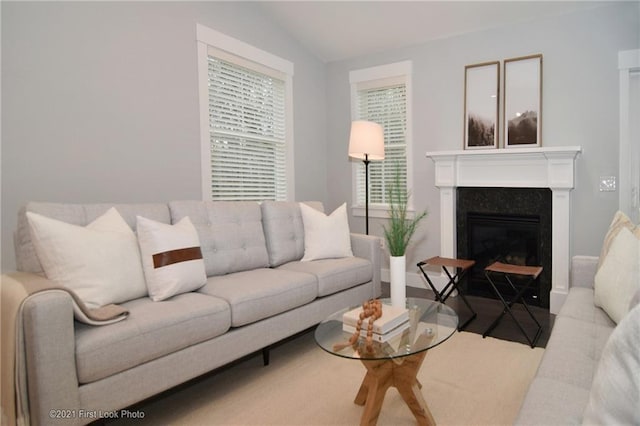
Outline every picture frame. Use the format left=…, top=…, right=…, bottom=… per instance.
left=464, top=61, right=500, bottom=150
left=503, top=54, right=543, bottom=148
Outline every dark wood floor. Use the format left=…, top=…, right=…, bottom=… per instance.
left=380, top=282, right=554, bottom=348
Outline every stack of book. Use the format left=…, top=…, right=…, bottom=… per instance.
left=342, top=304, right=410, bottom=343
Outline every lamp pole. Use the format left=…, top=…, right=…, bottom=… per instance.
left=364, top=153, right=370, bottom=235
left=348, top=120, right=384, bottom=236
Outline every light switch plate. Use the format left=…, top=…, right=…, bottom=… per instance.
left=599, top=176, right=617, bottom=192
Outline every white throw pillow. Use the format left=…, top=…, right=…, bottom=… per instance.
left=27, top=207, right=148, bottom=309
left=582, top=304, right=640, bottom=425
left=594, top=225, right=640, bottom=324
left=136, top=216, right=207, bottom=301
left=299, top=202, right=353, bottom=261
left=597, top=210, right=639, bottom=270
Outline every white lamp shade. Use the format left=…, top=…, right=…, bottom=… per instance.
left=348, top=120, right=385, bottom=161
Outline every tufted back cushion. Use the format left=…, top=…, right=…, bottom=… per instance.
left=15, top=202, right=171, bottom=274
left=169, top=201, right=269, bottom=276
left=260, top=201, right=324, bottom=267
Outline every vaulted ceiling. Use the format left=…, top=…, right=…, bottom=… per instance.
left=258, top=1, right=615, bottom=62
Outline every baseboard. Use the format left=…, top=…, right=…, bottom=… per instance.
left=381, top=268, right=449, bottom=292
left=549, top=289, right=567, bottom=315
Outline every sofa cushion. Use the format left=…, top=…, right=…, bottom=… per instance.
left=300, top=203, right=353, bottom=261
left=26, top=208, right=148, bottom=308
left=199, top=269, right=318, bottom=327
left=260, top=201, right=324, bottom=267
left=515, top=377, right=590, bottom=425
left=277, top=257, right=373, bottom=297
left=74, top=292, right=231, bottom=384
left=535, top=316, right=613, bottom=390
left=630, top=287, right=640, bottom=311
left=558, top=287, right=616, bottom=327
left=15, top=202, right=170, bottom=274
left=136, top=215, right=207, bottom=301
left=169, top=201, right=269, bottom=276
left=582, top=304, right=640, bottom=425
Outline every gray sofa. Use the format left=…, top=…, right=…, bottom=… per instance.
left=516, top=255, right=617, bottom=424
left=7, top=200, right=381, bottom=426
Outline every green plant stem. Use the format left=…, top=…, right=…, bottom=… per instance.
left=382, top=165, right=428, bottom=256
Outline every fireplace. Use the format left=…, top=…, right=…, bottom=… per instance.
left=425, top=146, right=581, bottom=314
left=456, top=187, right=552, bottom=308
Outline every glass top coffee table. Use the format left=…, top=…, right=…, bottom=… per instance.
left=315, top=297, right=458, bottom=426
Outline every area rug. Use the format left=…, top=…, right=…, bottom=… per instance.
left=111, top=331, right=544, bottom=425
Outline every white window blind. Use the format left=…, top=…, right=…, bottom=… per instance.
left=354, top=82, right=408, bottom=206
left=206, top=56, right=287, bottom=201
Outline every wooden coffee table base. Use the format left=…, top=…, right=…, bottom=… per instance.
left=354, top=351, right=435, bottom=426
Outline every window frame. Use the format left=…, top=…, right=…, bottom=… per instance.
left=349, top=60, right=414, bottom=218
left=196, top=24, right=295, bottom=201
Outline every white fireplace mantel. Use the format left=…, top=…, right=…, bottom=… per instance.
left=425, top=146, right=582, bottom=314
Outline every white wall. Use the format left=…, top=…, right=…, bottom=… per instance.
left=1, top=2, right=327, bottom=271
left=326, top=3, right=640, bottom=275
left=2, top=2, right=639, bottom=274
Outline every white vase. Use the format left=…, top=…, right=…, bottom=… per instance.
left=389, top=255, right=407, bottom=308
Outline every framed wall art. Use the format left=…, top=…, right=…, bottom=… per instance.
left=504, top=54, right=543, bottom=148
left=464, top=61, right=499, bottom=150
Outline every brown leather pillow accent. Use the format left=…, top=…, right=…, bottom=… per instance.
left=152, top=246, right=203, bottom=269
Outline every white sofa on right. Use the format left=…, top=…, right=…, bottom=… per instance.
left=516, top=212, right=640, bottom=425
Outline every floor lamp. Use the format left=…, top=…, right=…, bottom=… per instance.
left=348, top=120, right=385, bottom=235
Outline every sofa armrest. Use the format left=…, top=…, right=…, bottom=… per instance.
left=351, top=233, right=382, bottom=298
left=571, top=255, right=599, bottom=289
left=9, top=273, right=82, bottom=425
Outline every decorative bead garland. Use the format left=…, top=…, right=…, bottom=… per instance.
left=334, top=299, right=383, bottom=353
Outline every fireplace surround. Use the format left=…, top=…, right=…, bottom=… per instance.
left=425, top=146, right=581, bottom=314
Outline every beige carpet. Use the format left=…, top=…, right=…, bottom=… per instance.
left=111, top=331, right=544, bottom=426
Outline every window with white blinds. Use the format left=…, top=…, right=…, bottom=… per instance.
left=207, top=56, right=286, bottom=201
left=355, top=83, right=407, bottom=205
left=196, top=24, right=294, bottom=201
left=350, top=61, right=412, bottom=212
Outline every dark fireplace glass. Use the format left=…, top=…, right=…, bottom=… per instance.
left=456, top=187, right=552, bottom=309
left=466, top=213, right=541, bottom=305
